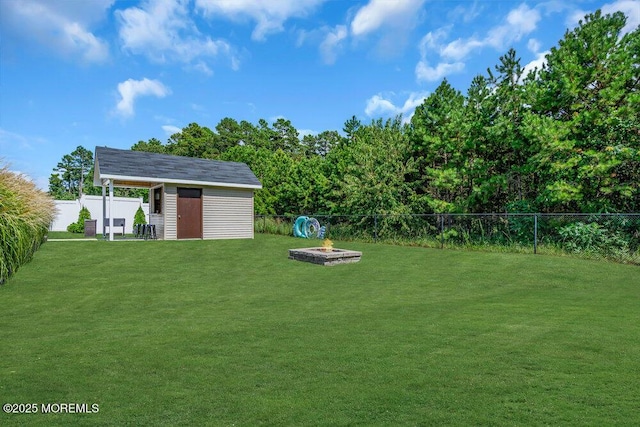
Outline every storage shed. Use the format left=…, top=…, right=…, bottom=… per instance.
left=93, top=146, right=262, bottom=240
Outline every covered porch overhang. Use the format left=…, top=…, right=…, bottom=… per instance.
left=98, top=177, right=162, bottom=241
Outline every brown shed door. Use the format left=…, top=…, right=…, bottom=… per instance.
left=177, top=188, right=202, bottom=239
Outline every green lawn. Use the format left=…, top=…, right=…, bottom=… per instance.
left=46, top=231, right=132, bottom=240
left=1, top=234, right=639, bottom=426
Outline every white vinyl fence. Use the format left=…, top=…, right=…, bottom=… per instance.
left=50, top=195, right=149, bottom=233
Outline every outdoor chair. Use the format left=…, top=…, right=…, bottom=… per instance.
left=142, top=224, right=157, bottom=240
left=133, top=223, right=142, bottom=238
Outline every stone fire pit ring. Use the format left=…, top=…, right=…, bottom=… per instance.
left=288, top=247, right=362, bottom=266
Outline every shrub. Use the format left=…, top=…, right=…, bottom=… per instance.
left=0, top=164, right=56, bottom=284
left=134, top=206, right=147, bottom=225
left=254, top=216, right=293, bottom=236
left=558, top=221, right=629, bottom=256
left=67, top=206, right=91, bottom=233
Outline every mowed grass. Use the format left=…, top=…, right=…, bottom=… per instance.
left=1, top=234, right=639, bottom=426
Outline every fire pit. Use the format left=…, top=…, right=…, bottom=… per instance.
left=289, top=239, right=362, bottom=266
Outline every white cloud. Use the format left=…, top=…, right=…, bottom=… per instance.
left=522, top=51, right=549, bottom=78
left=415, top=3, right=542, bottom=83
left=416, top=61, right=465, bottom=82
left=441, top=4, right=541, bottom=61
left=64, top=22, right=110, bottom=63
left=296, top=24, right=349, bottom=64
left=365, top=95, right=397, bottom=116
left=415, top=28, right=465, bottom=82
left=350, top=0, right=426, bottom=58
left=505, top=3, right=540, bottom=35
left=543, top=0, right=639, bottom=78
left=566, top=9, right=588, bottom=29
left=566, top=1, right=638, bottom=36
left=115, top=78, right=171, bottom=118
left=116, top=0, right=234, bottom=69
left=298, top=0, right=427, bottom=64
left=418, top=27, right=451, bottom=55
left=195, top=0, right=324, bottom=41
left=602, top=0, right=640, bottom=35
left=0, top=0, right=112, bottom=63
left=400, top=92, right=429, bottom=113
left=191, top=61, right=214, bottom=76
left=351, top=0, right=426, bottom=36
left=162, top=125, right=182, bottom=136
left=365, top=91, right=428, bottom=122
left=319, top=25, right=348, bottom=64
left=230, top=56, right=241, bottom=71
left=527, top=38, right=541, bottom=53
left=440, top=38, right=484, bottom=62
left=448, top=0, right=483, bottom=23
left=522, top=37, right=548, bottom=78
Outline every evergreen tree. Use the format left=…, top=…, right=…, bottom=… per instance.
left=409, top=79, right=466, bottom=212
left=51, top=146, right=93, bottom=199
left=531, top=10, right=640, bottom=211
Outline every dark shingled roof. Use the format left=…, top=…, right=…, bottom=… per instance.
left=94, top=146, right=262, bottom=189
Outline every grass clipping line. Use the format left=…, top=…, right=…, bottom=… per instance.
left=0, top=163, right=56, bottom=284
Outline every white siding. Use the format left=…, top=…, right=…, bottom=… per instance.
left=149, top=214, right=164, bottom=240
left=164, top=185, right=178, bottom=240
left=203, top=187, right=254, bottom=239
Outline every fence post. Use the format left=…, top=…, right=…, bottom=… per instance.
left=440, top=214, right=444, bottom=249
left=534, top=214, right=538, bottom=254
left=374, top=214, right=378, bottom=242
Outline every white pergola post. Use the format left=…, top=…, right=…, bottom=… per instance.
left=102, top=184, right=106, bottom=238
left=109, top=179, right=114, bottom=241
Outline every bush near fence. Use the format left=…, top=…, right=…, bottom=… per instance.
left=255, top=213, right=640, bottom=265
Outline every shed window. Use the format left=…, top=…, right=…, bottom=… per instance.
left=153, top=187, right=163, bottom=214
left=178, top=188, right=202, bottom=198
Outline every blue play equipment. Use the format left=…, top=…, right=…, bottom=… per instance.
left=293, top=216, right=326, bottom=239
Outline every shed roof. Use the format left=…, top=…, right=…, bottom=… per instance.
left=93, top=146, right=262, bottom=189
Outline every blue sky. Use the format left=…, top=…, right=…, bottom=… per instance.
left=1, top=0, right=638, bottom=190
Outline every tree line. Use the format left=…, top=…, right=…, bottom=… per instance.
left=50, top=10, right=639, bottom=214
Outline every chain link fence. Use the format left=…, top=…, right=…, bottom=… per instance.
left=255, top=213, right=640, bottom=265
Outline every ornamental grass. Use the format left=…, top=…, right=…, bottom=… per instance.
left=0, top=163, right=56, bottom=284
